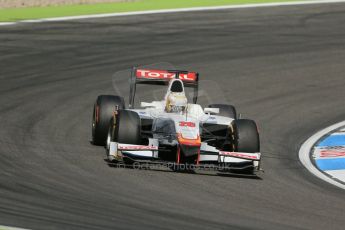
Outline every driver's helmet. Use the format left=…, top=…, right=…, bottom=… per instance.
left=165, top=80, right=188, bottom=113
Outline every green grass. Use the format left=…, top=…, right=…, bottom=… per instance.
left=0, top=0, right=299, bottom=22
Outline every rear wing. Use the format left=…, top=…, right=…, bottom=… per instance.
left=129, top=67, right=199, bottom=108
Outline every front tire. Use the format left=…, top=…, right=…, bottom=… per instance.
left=114, top=110, right=141, bottom=145
left=92, top=95, right=125, bottom=146
left=231, top=119, right=260, bottom=174
left=107, top=110, right=141, bottom=163
left=233, top=119, right=260, bottom=153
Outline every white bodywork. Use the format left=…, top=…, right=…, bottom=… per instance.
left=108, top=79, right=261, bottom=169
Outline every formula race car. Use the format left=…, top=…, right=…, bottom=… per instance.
left=91, top=68, right=261, bottom=174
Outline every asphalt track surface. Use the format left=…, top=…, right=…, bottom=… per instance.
left=1, top=3, right=345, bottom=230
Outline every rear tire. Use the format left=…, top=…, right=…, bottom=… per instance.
left=208, top=104, right=237, bottom=119
left=92, top=95, right=125, bottom=146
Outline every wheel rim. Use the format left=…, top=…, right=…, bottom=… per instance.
left=106, top=124, right=113, bottom=157
left=92, top=105, right=96, bottom=141
left=106, top=129, right=111, bottom=151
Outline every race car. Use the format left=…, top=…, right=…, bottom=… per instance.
left=91, top=67, right=261, bottom=173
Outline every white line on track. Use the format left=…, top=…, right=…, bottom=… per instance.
left=0, top=22, right=16, bottom=26
left=0, top=225, right=28, bottom=230
left=1, top=0, right=345, bottom=26
left=299, top=121, right=345, bottom=190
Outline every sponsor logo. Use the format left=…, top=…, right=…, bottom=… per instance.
left=136, top=69, right=197, bottom=81
left=220, top=151, right=260, bottom=160
left=118, top=145, right=158, bottom=150
left=320, top=149, right=345, bottom=158
left=179, top=121, right=196, bottom=127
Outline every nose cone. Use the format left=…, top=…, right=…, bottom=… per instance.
left=177, top=134, right=201, bottom=157
left=177, top=134, right=201, bottom=146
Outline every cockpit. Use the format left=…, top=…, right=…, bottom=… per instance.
left=165, top=79, right=188, bottom=114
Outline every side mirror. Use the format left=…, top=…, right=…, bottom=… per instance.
left=204, top=107, right=219, bottom=114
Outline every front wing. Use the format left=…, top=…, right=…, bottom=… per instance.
left=108, top=140, right=261, bottom=171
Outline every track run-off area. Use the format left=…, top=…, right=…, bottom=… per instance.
left=1, top=1, right=345, bottom=230
left=300, top=122, right=345, bottom=190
